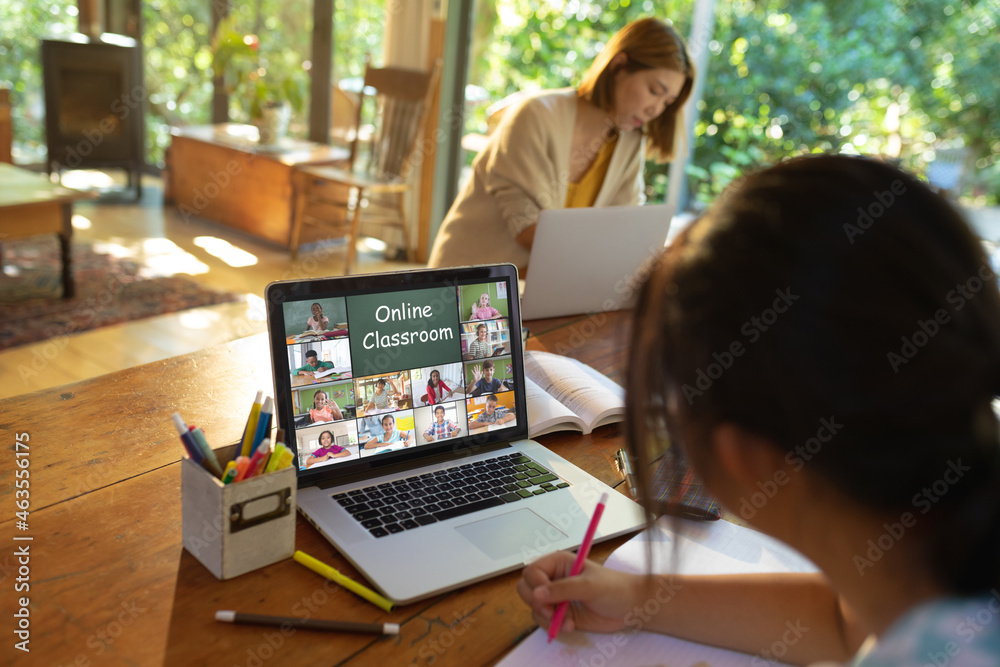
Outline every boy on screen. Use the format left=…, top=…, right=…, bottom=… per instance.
left=474, top=394, right=515, bottom=425
left=296, top=350, right=334, bottom=376
left=423, top=405, right=462, bottom=442
left=463, top=359, right=505, bottom=397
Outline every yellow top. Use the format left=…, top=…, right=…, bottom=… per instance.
left=564, top=135, right=619, bottom=208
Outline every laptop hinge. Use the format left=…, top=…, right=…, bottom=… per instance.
left=313, top=442, right=513, bottom=490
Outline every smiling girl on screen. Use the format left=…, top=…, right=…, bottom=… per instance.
left=309, top=389, right=343, bottom=424
left=363, top=414, right=411, bottom=449
left=425, top=369, right=454, bottom=405
left=304, top=430, right=351, bottom=467
left=306, top=302, right=329, bottom=332
left=428, top=17, right=694, bottom=273
left=517, top=155, right=1000, bottom=665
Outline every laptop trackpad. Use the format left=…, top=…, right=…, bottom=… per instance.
left=454, top=509, right=567, bottom=561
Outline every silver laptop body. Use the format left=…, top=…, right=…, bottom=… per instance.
left=266, top=264, right=644, bottom=604
left=520, top=204, right=674, bottom=320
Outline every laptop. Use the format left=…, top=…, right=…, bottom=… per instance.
left=519, top=203, right=674, bottom=320
left=265, top=264, right=645, bottom=604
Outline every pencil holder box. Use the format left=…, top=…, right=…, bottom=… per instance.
left=181, top=443, right=297, bottom=580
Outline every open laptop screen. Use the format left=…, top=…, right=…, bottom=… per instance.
left=265, top=264, right=525, bottom=488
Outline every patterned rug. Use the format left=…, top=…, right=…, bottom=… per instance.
left=0, top=238, right=242, bottom=351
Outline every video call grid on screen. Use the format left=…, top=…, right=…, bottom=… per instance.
left=277, top=277, right=521, bottom=475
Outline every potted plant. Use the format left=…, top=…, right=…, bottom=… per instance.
left=212, top=15, right=306, bottom=144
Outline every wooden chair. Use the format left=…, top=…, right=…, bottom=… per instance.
left=290, top=60, right=442, bottom=272
left=330, top=86, right=361, bottom=150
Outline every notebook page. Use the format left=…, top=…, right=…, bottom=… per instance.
left=496, top=517, right=818, bottom=667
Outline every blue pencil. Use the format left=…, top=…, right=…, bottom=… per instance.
left=251, top=396, right=274, bottom=451
left=172, top=413, right=204, bottom=463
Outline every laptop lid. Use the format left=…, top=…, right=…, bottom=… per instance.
left=520, top=203, right=674, bottom=320
left=265, top=264, right=526, bottom=486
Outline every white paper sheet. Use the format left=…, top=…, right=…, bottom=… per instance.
left=496, top=516, right=818, bottom=667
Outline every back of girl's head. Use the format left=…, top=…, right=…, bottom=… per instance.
left=627, top=153, right=1000, bottom=593
left=578, top=16, right=695, bottom=162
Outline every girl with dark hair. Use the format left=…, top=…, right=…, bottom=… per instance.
left=517, top=154, right=1000, bottom=664
left=425, top=369, right=454, bottom=405
left=363, top=414, right=412, bottom=450
left=429, top=17, right=695, bottom=273
left=309, top=389, right=343, bottom=424
left=304, top=430, right=351, bottom=467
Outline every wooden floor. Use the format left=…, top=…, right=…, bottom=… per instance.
left=0, top=172, right=422, bottom=400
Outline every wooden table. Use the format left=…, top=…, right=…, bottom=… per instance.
left=164, top=124, right=349, bottom=248
left=0, top=311, right=633, bottom=665
left=0, top=163, right=94, bottom=297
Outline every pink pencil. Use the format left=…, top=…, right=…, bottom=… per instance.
left=547, top=492, right=608, bottom=643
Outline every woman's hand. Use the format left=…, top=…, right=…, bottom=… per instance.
left=516, top=551, right=645, bottom=636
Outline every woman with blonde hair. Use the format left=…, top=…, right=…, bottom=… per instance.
left=428, top=17, right=694, bottom=273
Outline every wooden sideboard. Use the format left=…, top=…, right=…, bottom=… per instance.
left=164, top=124, right=348, bottom=247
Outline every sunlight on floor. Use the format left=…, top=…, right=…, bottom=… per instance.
left=90, top=237, right=210, bottom=277
left=71, top=214, right=92, bottom=230
left=60, top=170, right=117, bottom=190
left=360, top=237, right=388, bottom=252
left=194, top=236, right=258, bottom=267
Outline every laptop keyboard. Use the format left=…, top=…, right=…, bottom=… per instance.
left=333, top=453, right=570, bottom=538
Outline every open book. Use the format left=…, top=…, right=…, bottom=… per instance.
left=313, top=367, right=352, bottom=381
left=523, top=350, right=625, bottom=437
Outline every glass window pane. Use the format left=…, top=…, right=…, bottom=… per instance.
left=142, top=0, right=214, bottom=166
left=0, top=1, right=78, bottom=163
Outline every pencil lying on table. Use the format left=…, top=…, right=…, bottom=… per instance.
left=215, top=610, right=399, bottom=636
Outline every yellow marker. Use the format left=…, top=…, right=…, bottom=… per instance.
left=293, top=550, right=394, bottom=612
left=274, top=449, right=295, bottom=470
left=240, top=390, right=264, bottom=457
left=264, top=444, right=288, bottom=474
